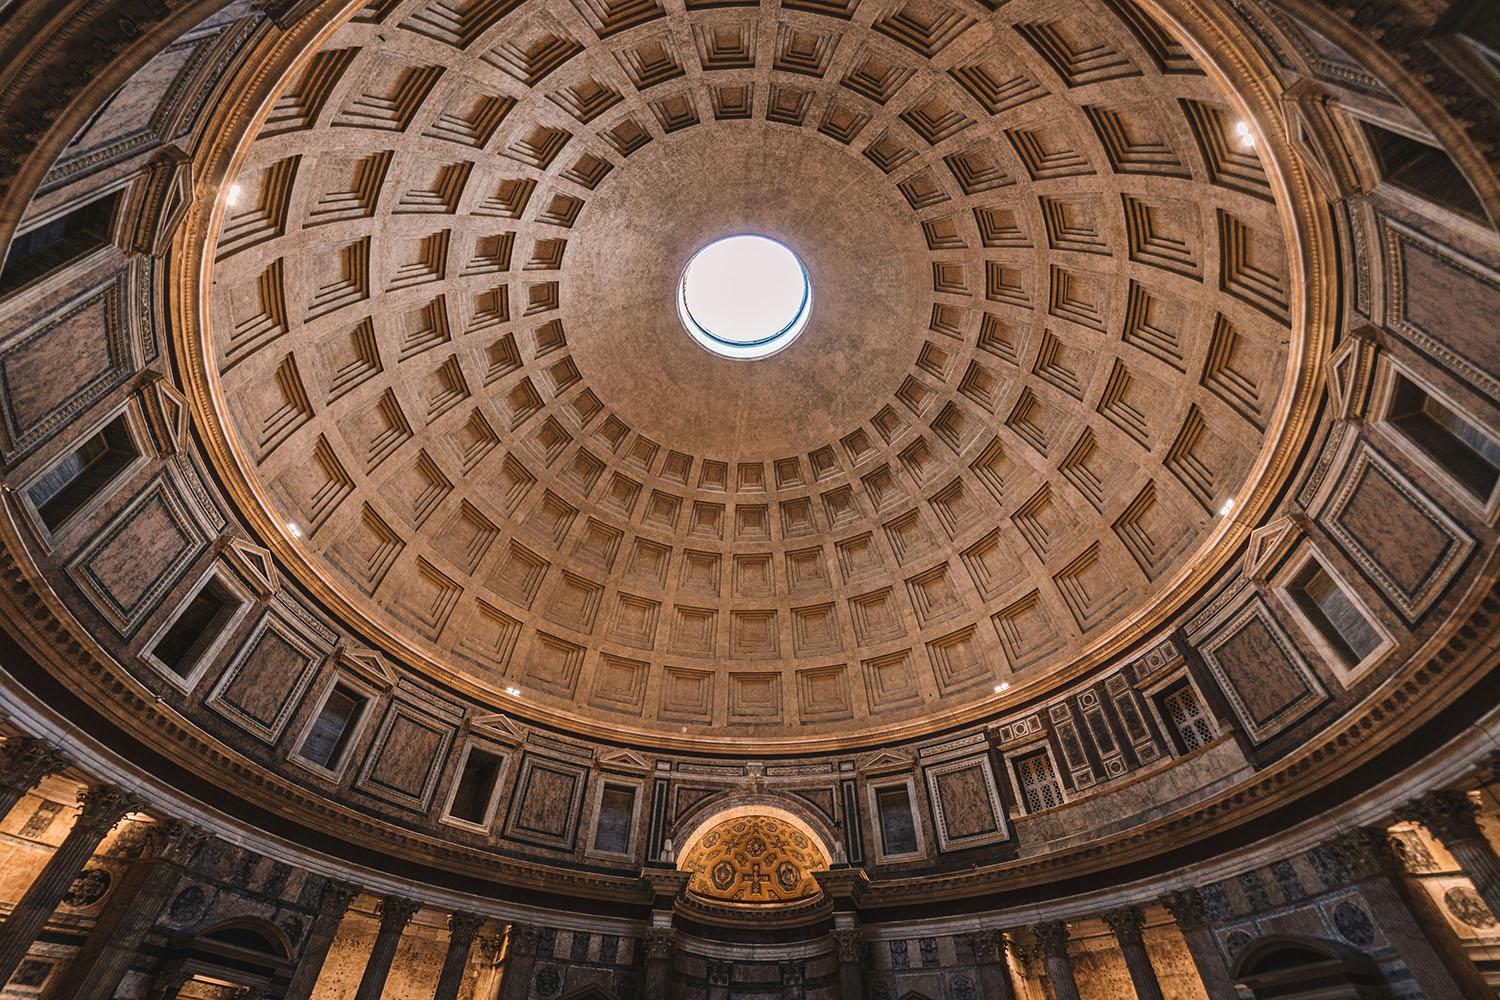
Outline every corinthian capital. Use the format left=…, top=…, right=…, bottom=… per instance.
left=645, top=926, right=676, bottom=960
left=144, top=818, right=211, bottom=863
left=0, top=737, right=72, bottom=796
left=75, top=784, right=144, bottom=836
left=831, top=928, right=863, bottom=964
left=449, top=911, right=486, bottom=944
left=1324, top=827, right=1401, bottom=882
left=320, top=878, right=361, bottom=914
left=375, top=896, right=420, bottom=930
left=507, top=922, right=541, bottom=956
left=1399, top=790, right=1484, bottom=845
left=1031, top=920, right=1070, bottom=958
left=1158, top=888, right=1207, bottom=928
left=1100, top=905, right=1145, bottom=944
left=964, top=928, right=1007, bottom=965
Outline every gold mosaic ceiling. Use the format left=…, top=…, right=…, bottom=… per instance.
left=681, top=814, right=829, bottom=904
left=201, top=0, right=1301, bottom=746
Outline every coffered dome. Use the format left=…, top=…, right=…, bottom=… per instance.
left=197, top=0, right=1308, bottom=749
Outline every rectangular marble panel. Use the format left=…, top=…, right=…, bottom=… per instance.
left=355, top=702, right=456, bottom=809
left=503, top=751, right=587, bottom=849
left=1317, top=442, right=1474, bottom=621
left=67, top=474, right=207, bottom=634
left=1382, top=216, right=1500, bottom=400
left=0, top=273, right=131, bottom=457
left=1199, top=597, right=1327, bottom=743
left=207, top=612, right=322, bottom=742
left=923, top=754, right=1009, bottom=851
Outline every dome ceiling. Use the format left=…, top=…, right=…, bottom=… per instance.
left=200, top=0, right=1301, bottom=747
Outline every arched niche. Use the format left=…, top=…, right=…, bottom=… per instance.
left=1230, top=934, right=1391, bottom=999
left=671, top=796, right=839, bottom=866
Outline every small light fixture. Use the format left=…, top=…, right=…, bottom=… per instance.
left=1234, top=121, right=1254, bottom=148
left=505, top=686, right=522, bottom=697
left=227, top=183, right=242, bottom=207
left=994, top=682, right=1010, bottom=693
left=286, top=522, right=302, bottom=538
left=1220, top=498, right=1235, bottom=516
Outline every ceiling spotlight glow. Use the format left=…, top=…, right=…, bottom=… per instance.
left=227, top=183, right=242, bottom=206
left=994, top=682, right=1010, bottom=693
left=286, top=522, right=302, bottom=538
left=1234, top=121, right=1254, bottom=147
left=1220, top=498, right=1236, bottom=516
left=679, top=235, right=812, bottom=360
left=505, top=686, right=522, bottom=697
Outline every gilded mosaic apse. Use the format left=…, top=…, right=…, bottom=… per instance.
left=680, top=815, right=829, bottom=904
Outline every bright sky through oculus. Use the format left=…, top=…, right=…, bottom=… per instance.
left=679, top=235, right=812, bottom=360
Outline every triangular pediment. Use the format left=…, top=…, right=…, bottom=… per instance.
left=222, top=537, right=278, bottom=598
left=140, top=374, right=191, bottom=457
left=337, top=646, right=397, bottom=690
left=1244, top=515, right=1299, bottom=583
left=598, top=748, right=651, bottom=774
left=1327, top=331, right=1378, bottom=421
left=856, top=748, right=913, bottom=774
left=471, top=712, right=526, bottom=746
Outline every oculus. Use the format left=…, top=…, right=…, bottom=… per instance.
left=678, top=235, right=812, bottom=360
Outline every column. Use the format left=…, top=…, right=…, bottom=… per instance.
left=499, top=923, right=540, bottom=1000
left=1030, top=921, right=1081, bottom=1000
left=964, top=929, right=1016, bottom=1000
left=706, top=959, right=732, bottom=1000
left=281, top=878, right=360, bottom=1000
left=353, top=896, right=420, bottom=1000
left=1157, top=889, right=1237, bottom=1000
left=831, top=928, right=864, bottom=1000
left=1324, top=827, right=1481, bottom=1000
left=471, top=933, right=506, bottom=1000
left=1101, top=906, right=1164, bottom=1000
left=643, top=927, right=676, bottom=1000
left=434, top=911, right=485, bottom=1000
left=0, top=782, right=140, bottom=986
left=1402, top=790, right=1500, bottom=920
left=52, top=820, right=211, bottom=1000
left=0, top=737, right=71, bottom=820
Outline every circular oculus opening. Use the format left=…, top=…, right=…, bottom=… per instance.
left=678, top=235, right=811, bottom=360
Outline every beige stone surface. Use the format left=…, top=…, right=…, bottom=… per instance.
left=203, top=0, right=1299, bottom=745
